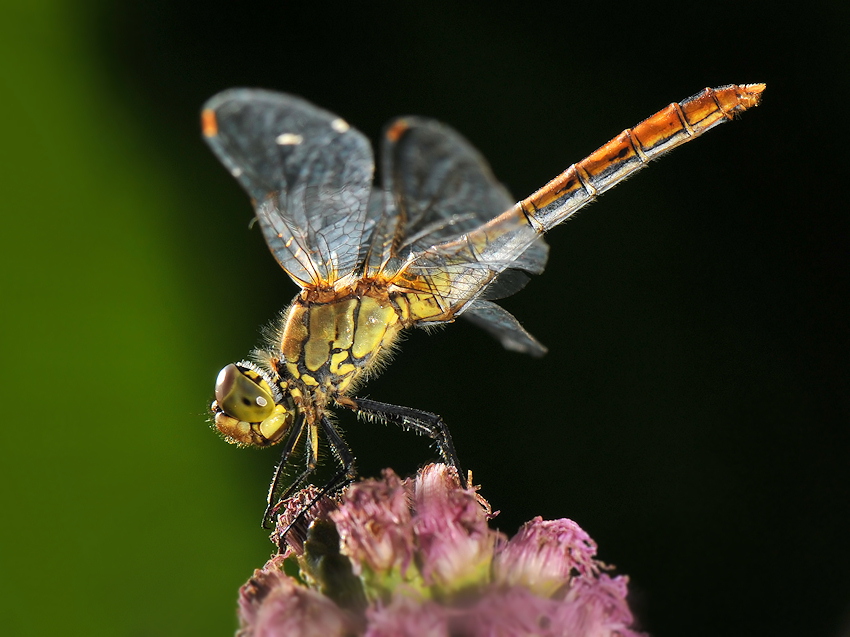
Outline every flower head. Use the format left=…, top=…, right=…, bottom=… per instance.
left=493, top=517, right=599, bottom=597
left=410, top=463, right=500, bottom=592
left=236, top=554, right=359, bottom=637
left=271, top=485, right=338, bottom=556
left=330, top=469, right=416, bottom=581
left=235, top=464, right=643, bottom=637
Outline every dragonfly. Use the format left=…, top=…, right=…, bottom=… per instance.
left=203, top=83, right=764, bottom=526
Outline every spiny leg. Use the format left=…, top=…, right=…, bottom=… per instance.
left=262, top=414, right=313, bottom=529
left=281, top=417, right=358, bottom=534
left=320, top=415, right=357, bottom=485
left=265, top=415, right=357, bottom=533
left=344, top=397, right=467, bottom=489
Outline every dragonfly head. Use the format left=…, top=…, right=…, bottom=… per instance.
left=211, top=362, right=296, bottom=447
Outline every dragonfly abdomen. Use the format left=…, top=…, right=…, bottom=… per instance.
left=396, top=84, right=764, bottom=323
left=519, top=83, right=765, bottom=232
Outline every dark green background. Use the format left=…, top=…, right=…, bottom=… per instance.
left=2, top=2, right=847, bottom=636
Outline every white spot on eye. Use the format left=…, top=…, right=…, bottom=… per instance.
left=276, top=133, right=304, bottom=145
left=231, top=167, right=243, bottom=177
left=256, top=396, right=268, bottom=407
left=331, top=118, right=349, bottom=133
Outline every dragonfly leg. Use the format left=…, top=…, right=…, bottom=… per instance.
left=320, top=416, right=357, bottom=483
left=265, top=415, right=357, bottom=534
left=345, top=397, right=467, bottom=489
left=262, top=414, right=311, bottom=529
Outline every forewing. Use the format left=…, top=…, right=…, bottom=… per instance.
left=203, top=89, right=374, bottom=286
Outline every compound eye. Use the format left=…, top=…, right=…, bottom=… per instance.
left=215, top=364, right=275, bottom=422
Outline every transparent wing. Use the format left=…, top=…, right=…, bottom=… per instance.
left=384, top=117, right=515, bottom=247
left=384, top=115, right=561, bottom=316
left=372, top=117, right=549, bottom=346
left=394, top=206, right=544, bottom=314
left=202, top=89, right=375, bottom=287
left=463, top=300, right=547, bottom=357
left=367, top=117, right=549, bottom=275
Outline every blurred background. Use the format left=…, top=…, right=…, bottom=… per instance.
left=1, top=2, right=847, bottom=635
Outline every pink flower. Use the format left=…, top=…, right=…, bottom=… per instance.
left=365, top=597, right=451, bottom=637
left=553, top=574, right=639, bottom=637
left=271, top=485, right=337, bottom=556
left=411, top=464, right=501, bottom=591
left=236, top=555, right=360, bottom=637
left=235, top=464, right=644, bottom=637
left=331, top=469, right=417, bottom=582
left=493, top=517, right=599, bottom=597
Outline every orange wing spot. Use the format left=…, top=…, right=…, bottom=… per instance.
left=386, top=119, right=410, bottom=142
left=201, top=109, right=218, bottom=138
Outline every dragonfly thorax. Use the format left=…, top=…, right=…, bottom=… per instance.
left=274, top=288, right=404, bottom=397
